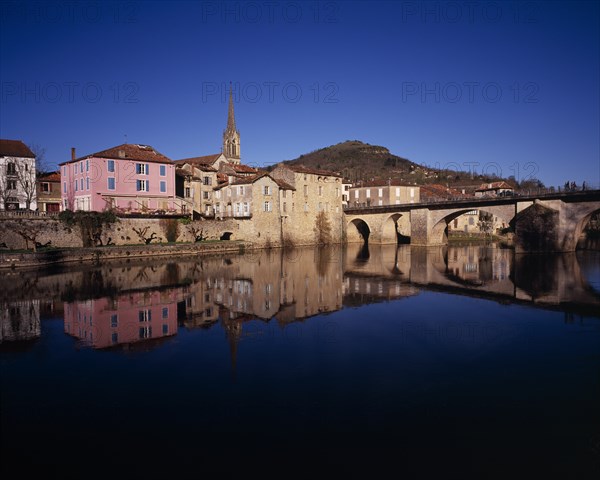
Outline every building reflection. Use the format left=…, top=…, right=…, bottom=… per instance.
left=0, top=244, right=598, bottom=350
left=63, top=289, right=180, bottom=349
left=0, top=300, right=41, bottom=344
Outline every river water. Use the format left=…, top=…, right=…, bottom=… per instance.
left=1, top=244, right=599, bottom=477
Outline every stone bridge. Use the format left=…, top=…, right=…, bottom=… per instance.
left=344, top=190, right=600, bottom=252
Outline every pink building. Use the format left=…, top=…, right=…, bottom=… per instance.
left=60, top=143, right=180, bottom=213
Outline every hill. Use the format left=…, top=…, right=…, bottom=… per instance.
left=281, top=140, right=542, bottom=190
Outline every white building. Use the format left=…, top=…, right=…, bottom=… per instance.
left=0, top=139, right=37, bottom=211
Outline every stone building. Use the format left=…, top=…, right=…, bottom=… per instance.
left=474, top=181, right=514, bottom=198
left=36, top=171, right=62, bottom=213
left=0, top=139, right=37, bottom=211
left=270, top=164, right=345, bottom=245
left=349, top=180, right=419, bottom=207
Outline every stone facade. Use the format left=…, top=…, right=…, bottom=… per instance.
left=349, top=182, right=419, bottom=207
left=270, top=164, right=345, bottom=245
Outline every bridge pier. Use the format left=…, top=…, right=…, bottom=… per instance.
left=410, top=209, right=447, bottom=246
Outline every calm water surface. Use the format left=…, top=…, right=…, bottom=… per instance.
left=1, top=244, right=599, bottom=478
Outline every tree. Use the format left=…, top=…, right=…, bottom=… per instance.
left=14, top=160, right=37, bottom=210
left=4, top=220, right=46, bottom=252
left=314, top=211, right=332, bottom=245
left=477, top=211, right=494, bottom=238
left=27, top=143, right=49, bottom=174
left=2, top=156, right=36, bottom=210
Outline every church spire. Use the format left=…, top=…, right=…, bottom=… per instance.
left=223, top=82, right=241, bottom=163
left=226, top=83, right=236, bottom=132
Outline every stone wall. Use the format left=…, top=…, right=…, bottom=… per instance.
left=0, top=216, right=261, bottom=250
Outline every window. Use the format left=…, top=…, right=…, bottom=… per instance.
left=138, top=309, right=152, bottom=322
left=396, top=187, right=400, bottom=197
left=136, top=180, right=149, bottom=191
left=110, top=314, right=118, bottom=327
left=74, top=180, right=78, bottom=191
left=203, top=176, right=211, bottom=186
left=243, top=202, right=249, bottom=214
left=160, top=165, right=166, bottom=176
left=112, top=332, right=118, bottom=344
left=335, top=187, right=339, bottom=197
left=107, top=160, right=115, bottom=172
left=162, top=307, right=168, bottom=319
left=108, top=177, right=116, bottom=190
left=378, top=188, right=383, bottom=197
left=41, top=182, right=50, bottom=192
left=366, top=189, right=371, bottom=198
left=80, top=179, right=84, bottom=190
left=160, top=181, right=166, bottom=193
left=62, top=166, right=66, bottom=176
left=63, top=182, right=67, bottom=193
left=264, top=201, right=271, bottom=212
left=203, top=191, right=209, bottom=200
left=354, top=190, right=358, bottom=199
left=162, top=324, right=169, bottom=335
left=7, top=180, right=16, bottom=190
left=264, top=185, right=271, bottom=195
left=80, top=161, right=83, bottom=172
left=318, top=186, right=323, bottom=196
left=185, top=187, right=191, bottom=198
left=139, top=327, right=152, bottom=339
left=74, top=163, right=78, bottom=174
left=239, top=186, right=245, bottom=195
left=86, top=177, right=90, bottom=190
left=378, top=200, right=383, bottom=206
left=303, top=185, right=308, bottom=196
left=410, top=188, right=415, bottom=198
left=283, top=202, right=287, bottom=213
left=86, top=160, right=89, bottom=172
left=136, top=163, right=149, bottom=175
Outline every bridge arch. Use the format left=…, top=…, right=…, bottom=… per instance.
left=381, top=213, right=410, bottom=244
left=430, top=207, right=515, bottom=245
left=347, top=218, right=371, bottom=244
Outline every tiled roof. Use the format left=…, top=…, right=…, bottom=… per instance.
left=174, top=154, right=222, bottom=165
left=228, top=172, right=296, bottom=190
left=62, top=144, right=172, bottom=165
left=475, top=181, right=513, bottom=191
left=284, top=164, right=342, bottom=177
left=231, top=163, right=259, bottom=174
left=0, top=139, right=35, bottom=158
left=354, top=180, right=415, bottom=187
left=38, top=172, right=61, bottom=182
left=420, top=184, right=468, bottom=199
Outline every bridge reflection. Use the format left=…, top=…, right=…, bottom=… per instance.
left=1, top=244, right=599, bottom=351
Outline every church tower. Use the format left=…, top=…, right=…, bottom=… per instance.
left=222, top=84, right=241, bottom=164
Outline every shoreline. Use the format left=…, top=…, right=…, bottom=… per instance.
left=0, top=241, right=254, bottom=270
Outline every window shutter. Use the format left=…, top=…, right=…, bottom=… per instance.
left=146, top=180, right=150, bottom=191
left=146, top=163, right=150, bottom=174
left=136, top=180, right=141, bottom=191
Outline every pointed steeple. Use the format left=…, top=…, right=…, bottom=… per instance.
left=226, top=83, right=236, bottom=132
left=223, top=82, right=241, bottom=164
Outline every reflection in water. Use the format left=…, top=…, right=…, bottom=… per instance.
left=1, top=244, right=599, bottom=350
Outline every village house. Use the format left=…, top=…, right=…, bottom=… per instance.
left=270, top=164, right=345, bottom=245
left=474, top=181, right=514, bottom=198
left=36, top=171, right=62, bottom=213
left=0, top=139, right=37, bottom=211
left=60, top=143, right=179, bottom=213
left=349, top=180, right=420, bottom=207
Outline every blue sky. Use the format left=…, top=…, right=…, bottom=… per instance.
left=1, top=0, right=598, bottom=187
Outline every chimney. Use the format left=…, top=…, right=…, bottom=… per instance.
left=71, top=147, right=76, bottom=161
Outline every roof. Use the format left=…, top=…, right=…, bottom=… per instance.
left=174, top=154, right=222, bottom=166
left=281, top=164, right=342, bottom=177
left=420, top=184, right=468, bottom=199
left=0, top=139, right=35, bottom=158
left=230, top=163, right=259, bottom=174
left=60, top=144, right=172, bottom=165
left=227, top=172, right=296, bottom=190
left=353, top=180, right=415, bottom=188
left=475, top=181, right=513, bottom=192
left=38, top=172, right=61, bottom=182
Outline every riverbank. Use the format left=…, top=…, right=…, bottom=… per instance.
left=0, top=241, right=253, bottom=270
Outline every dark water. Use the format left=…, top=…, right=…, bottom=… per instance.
left=1, top=244, right=599, bottom=478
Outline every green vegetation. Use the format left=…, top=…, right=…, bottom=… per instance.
left=58, top=210, right=118, bottom=247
